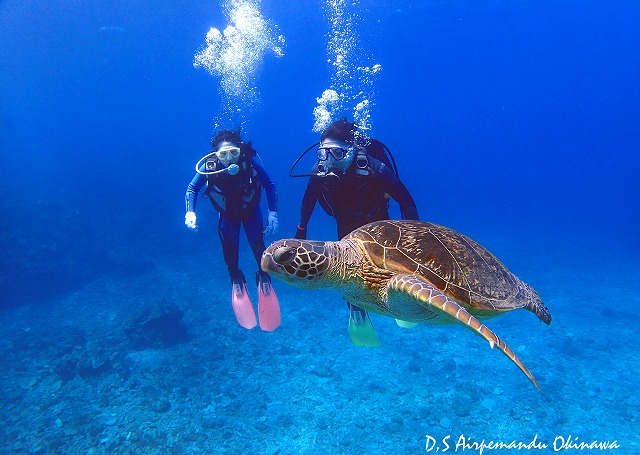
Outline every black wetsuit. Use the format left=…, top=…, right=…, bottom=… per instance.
left=186, top=151, right=277, bottom=284
left=298, top=156, right=419, bottom=239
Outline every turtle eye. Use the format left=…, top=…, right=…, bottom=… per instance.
left=273, top=247, right=296, bottom=265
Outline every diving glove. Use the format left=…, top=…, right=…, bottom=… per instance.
left=185, top=211, right=197, bottom=231
left=263, top=211, right=279, bottom=235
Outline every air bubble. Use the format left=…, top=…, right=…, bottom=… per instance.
left=313, top=0, right=381, bottom=135
left=193, top=0, right=285, bottom=127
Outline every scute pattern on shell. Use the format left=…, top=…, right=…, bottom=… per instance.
left=345, top=220, right=527, bottom=312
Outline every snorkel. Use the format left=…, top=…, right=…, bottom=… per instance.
left=195, top=152, right=240, bottom=176
left=289, top=142, right=321, bottom=178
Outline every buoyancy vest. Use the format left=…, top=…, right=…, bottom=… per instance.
left=317, top=156, right=391, bottom=230
left=204, top=144, right=261, bottom=221
left=317, top=138, right=397, bottom=220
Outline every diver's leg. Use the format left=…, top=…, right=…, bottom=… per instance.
left=242, top=206, right=267, bottom=269
left=243, top=207, right=280, bottom=331
left=219, top=214, right=256, bottom=329
left=218, top=214, right=243, bottom=282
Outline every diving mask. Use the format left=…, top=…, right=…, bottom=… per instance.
left=317, top=146, right=349, bottom=161
left=288, top=142, right=355, bottom=178
left=215, top=146, right=241, bottom=160
left=319, top=145, right=354, bottom=174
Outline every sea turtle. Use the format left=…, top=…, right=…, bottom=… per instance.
left=261, top=220, right=551, bottom=390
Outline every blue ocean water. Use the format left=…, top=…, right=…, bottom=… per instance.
left=1, top=0, right=639, bottom=453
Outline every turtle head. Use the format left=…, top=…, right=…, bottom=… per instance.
left=261, top=239, right=336, bottom=289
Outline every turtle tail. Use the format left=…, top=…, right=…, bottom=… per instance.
left=522, top=282, right=552, bottom=325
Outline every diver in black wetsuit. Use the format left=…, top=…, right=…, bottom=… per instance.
left=185, top=129, right=281, bottom=331
left=293, top=118, right=420, bottom=346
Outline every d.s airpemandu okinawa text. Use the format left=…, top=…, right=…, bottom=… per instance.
left=425, top=434, right=620, bottom=454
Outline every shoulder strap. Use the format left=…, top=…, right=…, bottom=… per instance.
left=353, top=138, right=399, bottom=177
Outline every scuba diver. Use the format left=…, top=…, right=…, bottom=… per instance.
left=185, top=129, right=281, bottom=332
left=291, top=117, right=420, bottom=346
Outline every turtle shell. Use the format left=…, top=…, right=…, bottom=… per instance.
left=345, top=220, right=529, bottom=314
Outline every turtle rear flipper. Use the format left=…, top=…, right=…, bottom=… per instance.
left=395, top=319, right=418, bottom=329
left=522, top=282, right=552, bottom=325
left=386, top=274, right=540, bottom=391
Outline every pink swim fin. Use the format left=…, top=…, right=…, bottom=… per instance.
left=231, top=280, right=257, bottom=329
left=257, top=272, right=281, bottom=332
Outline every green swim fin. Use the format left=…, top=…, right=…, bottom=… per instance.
left=348, top=305, right=381, bottom=347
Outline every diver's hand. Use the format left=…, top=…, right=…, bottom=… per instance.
left=294, top=225, right=307, bottom=240
left=263, top=211, right=279, bottom=235
left=185, top=211, right=198, bottom=231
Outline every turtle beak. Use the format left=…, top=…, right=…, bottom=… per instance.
left=261, top=241, right=295, bottom=275
left=260, top=248, right=277, bottom=274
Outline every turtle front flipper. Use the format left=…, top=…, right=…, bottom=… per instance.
left=386, top=274, right=540, bottom=391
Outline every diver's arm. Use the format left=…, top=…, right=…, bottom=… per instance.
left=185, top=171, right=207, bottom=212
left=378, top=166, right=419, bottom=220
left=252, top=157, right=278, bottom=212
left=298, top=177, right=320, bottom=230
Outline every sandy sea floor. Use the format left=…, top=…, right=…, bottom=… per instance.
left=1, top=236, right=639, bottom=454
